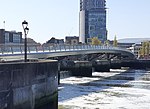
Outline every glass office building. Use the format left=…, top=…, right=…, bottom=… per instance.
left=79, top=0, right=107, bottom=43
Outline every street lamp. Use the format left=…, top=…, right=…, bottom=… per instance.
left=22, top=20, right=29, bottom=62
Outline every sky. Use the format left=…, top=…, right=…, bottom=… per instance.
left=0, top=0, right=150, bottom=44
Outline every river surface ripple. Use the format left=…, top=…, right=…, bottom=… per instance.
left=58, top=69, right=150, bottom=109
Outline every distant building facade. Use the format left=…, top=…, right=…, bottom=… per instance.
left=46, top=37, right=64, bottom=45
left=79, top=0, right=107, bottom=43
left=0, top=29, right=22, bottom=44
left=128, top=43, right=141, bottom=58
left=117, top=42, right=134, bottom=49
left=65, top=36, right=79, bottom=45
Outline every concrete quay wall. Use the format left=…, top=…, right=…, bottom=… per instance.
left=0, top=60, right=58, bottom=109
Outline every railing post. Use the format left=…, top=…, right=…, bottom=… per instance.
left=28, top=46, right=30, bottom=53
left=36, top=46, right=38, bottom=53
left=64, top=45, right=66, bottom=51
left=42, top=46, right=44, bottom=52
left=20, top=46, right=22, bottom=54
left=60, top=45, right=61, bottom=51
left=0, top=47, right=2, bottom=54
left=48, top=46, right=51, bottom=52
left=11, top=47, right=13, bottom=54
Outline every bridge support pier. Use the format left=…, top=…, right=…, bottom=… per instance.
left=71, top=61, right=92, bottom=77
left=110, top=59, right=121, bottom=69
left=93, top=60, right=110, bottom=72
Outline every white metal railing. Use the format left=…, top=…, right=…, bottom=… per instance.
left=0, top=44, right=134, bottom=56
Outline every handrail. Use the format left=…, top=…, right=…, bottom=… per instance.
left=0, top=44, right=135, bottom=59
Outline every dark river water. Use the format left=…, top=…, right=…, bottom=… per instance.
left=58, top=69, right=150, bottom=109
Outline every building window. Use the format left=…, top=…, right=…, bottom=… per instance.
left=87, top=38, right=92, bottom=44
left=5, top=33, right=10, bottom=43
left=89, top=25, right=95, bottom=31
left=13, top=34, right=20, bottom=43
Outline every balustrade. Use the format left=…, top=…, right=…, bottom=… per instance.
left=0, top=44, right=133, bottom=57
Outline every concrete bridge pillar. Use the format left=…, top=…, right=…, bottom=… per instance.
left=93, top=60, right=110, bottom=72
left=71, top=61, right=92, bottom=77
left=110, top=59, right=121, bottom=69
left=121, top=60, right=133, bottom=68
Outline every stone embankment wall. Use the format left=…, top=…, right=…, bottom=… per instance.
left=0, top=60, right=58, bottom=109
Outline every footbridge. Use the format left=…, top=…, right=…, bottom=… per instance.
left=0, top=44, right=135, bottom=61
left=0, top=44, right=137, bottom=78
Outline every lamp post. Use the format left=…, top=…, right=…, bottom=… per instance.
left=22, top=20, right=29, bottom=62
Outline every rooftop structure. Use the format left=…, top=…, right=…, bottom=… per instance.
left=65, top=36, right=79, bottom=45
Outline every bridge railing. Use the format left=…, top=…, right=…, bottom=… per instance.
left=0, top=44, right=133, bottom=55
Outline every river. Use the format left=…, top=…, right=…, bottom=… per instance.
left=58, top=69, right=150, bottom=109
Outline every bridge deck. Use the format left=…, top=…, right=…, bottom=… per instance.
left=0, top=44, right=135, bottom=61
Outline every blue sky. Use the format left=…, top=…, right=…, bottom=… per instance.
left=0, top=0, right=150, bottom=43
